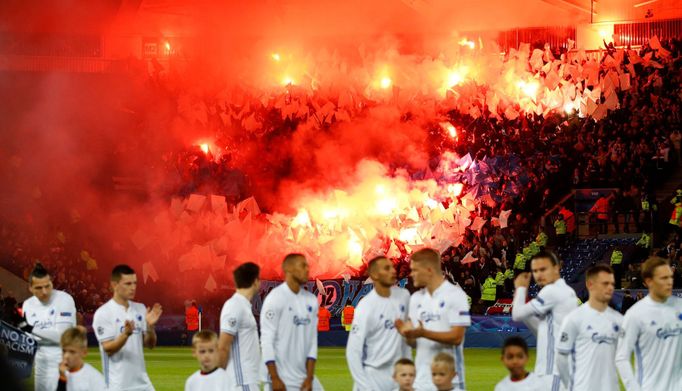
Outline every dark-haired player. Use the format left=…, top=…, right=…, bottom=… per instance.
left=219, top=262, right=262, bottom=390
left=92, top=264, right=162, bottom=391
left=346, top=256, right=410, bottom=390
left=512, top=250, right=578, bottom=390
left=21, top=263, right=77, bottom=391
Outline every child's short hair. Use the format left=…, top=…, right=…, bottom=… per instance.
left=501, top=336, right=529, bottom=355
left=394, top=358, right=415, bottom=369
left=60, top=327, right=87, bottom=349
left=431, top=352, right=455, bottom=370
left=191, top=330, right=218, bottom=347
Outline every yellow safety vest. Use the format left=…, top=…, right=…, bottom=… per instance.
left=554, top=220, right=567, bottom=235
left=481, top=278, right=497, bottom=301
left=610, top=250, right=623, bottom=265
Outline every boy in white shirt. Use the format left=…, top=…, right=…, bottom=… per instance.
left=56, top=326, right=106, bottom=391
left=431, top=353, right=456, bottom=391
left=185, top=330, right=227, bottom=391
left=393, top=358, right=416, bottom=391
left=494, top=336, right=543, bottom=391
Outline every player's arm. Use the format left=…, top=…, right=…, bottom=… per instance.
left=100, top=320, right=134, bottom=355
left=301, top=299, right=319, bottom=390
left=409, top=324, right=466, bottom=346
left=345, top=310, right=376, bottom=390
left=556, top=315, right=578, bottom=388
left=144, top=303, right=162, bottom=349
left=218, top=332, right=234, bottom=369
left=615, top=315, right=642, bottom=391
left=260, top=295, right=285, bottom=390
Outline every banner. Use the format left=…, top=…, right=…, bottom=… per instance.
left=0, top=321, right=37, bottom=378
left=254, top=278, right=408, bottom=317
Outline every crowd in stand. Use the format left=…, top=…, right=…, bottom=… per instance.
left=1, top=37, right=682, bottom=321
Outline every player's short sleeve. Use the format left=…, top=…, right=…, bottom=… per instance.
left=398, top=289, right=410, bottom=320
left=56, top=293, right=77, bottom=325
left=220, top=300, right=240, bottom=336
left=92, top=307, right=116, bottom=342
left=529, top=285, right=558, bottom=316
left=446, top=289, right=471, bottom=327
left=557, top=310, right=579, bottom=354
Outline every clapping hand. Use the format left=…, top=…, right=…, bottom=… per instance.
left=146, top=303, right=163, bottom=327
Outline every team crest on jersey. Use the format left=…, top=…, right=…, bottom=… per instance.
left=307, top=305, right=313, bottom=313
left=613, top=324, right=620, bottom=332
left=439, top=301, right=445, bottom=308
left=228, top=318, right=237, bottom=328
left=678, top=313, right=682, bottom=320
left=384, top=319, right=395, bottom=330
left=49, top=309, right=55, bottom=315
left=97, top=326, right=105, bottom=335
left=137, top=315, right=143, bottom=322
left=560, top=332, right=568, bottom=342
left=400, top=305, right=405, bottom=313
left=265, top=310, right=275, bottom=320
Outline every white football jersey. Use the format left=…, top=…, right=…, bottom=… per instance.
left=515, top=278, right=577, bottom=377
left=615, top=295, right=682, bottom=391
left=409, top=280, right=471, bottom=391
left=220, top=292, right=261, bottom=387
left=65, top=363, right=106, bottom=391
left=346, top=286, right=410, bottom=390
left=22, top=290, right=77, bottom=347
left=92, top=299, right=154, bottom=391
left=260, top=282, right=321, bottom=388
left=494, top=372, right=544, bottom=391
left=184, top=368, right=227, bottom=391
left=556, top=303, right=623, bottom=391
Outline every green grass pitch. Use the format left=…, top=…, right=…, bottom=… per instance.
left=26, top=346, right=631, bottom=390
left=28, top=346, right=525, bottom=390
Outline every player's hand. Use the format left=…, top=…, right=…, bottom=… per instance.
left=123, top=320, right=135, bottom=336
left=301, top=376, right=313, bottom=391
left=394, top=319, right=414, bottom=336
left=58, top=359, right=68, bottom=377
left=514, top=272, right=531, bottom=288
left=146, top=303, right=163, bottom=327
left=403, top=320, right=425, bottom=339
left=271, top=376, right=287, bottom=391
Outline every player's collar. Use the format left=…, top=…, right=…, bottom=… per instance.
left=200, top=367, right=219, bottom=376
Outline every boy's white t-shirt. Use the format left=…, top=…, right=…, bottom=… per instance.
left=65, top=363, right=107, bottom=391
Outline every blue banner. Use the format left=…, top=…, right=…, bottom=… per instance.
left=0, top=321, right=37, bottom=378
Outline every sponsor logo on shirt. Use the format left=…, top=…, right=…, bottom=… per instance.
left=293, top=315, right=311, bottom=326
left=418, top=311, right=441, bottom=323
left=228, top=318, right=237, bottom=328
left=33, top=320, right=55, bottom=329
left=351, top=324, right=360, bottom=334
left=60, top=312, right=72, bottom=317
left=97, top=326, right=105, bottom=335
left=591, top=332, right=618, bottom=345
left=655, top=325, right=682, bottom=340
left=560, top=332, right=569, bottom=342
